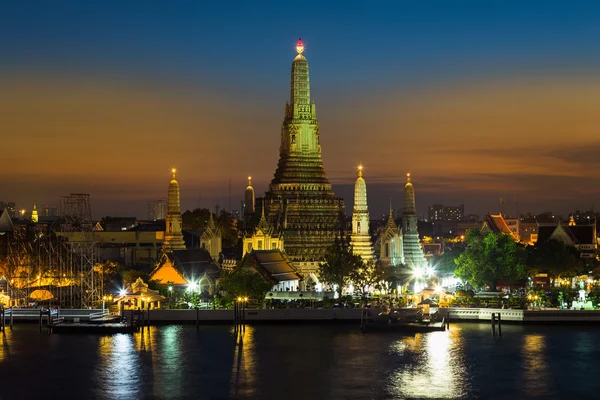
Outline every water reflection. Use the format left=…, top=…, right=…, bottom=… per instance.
left=388, top=327, right=466, bottom=398
left=153, top=325, right=183, bottom=399
left=230, top=325, right=257, bottom=398
left=522, top=334, right=552, bottom=397
left=97, top=334, right=141, bottom=400
left=134, top=326, right=156, bottom=352
left=0, top=329, right=12, bottom=363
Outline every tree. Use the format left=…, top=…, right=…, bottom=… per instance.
left=455, top=230, right=527, bottom=290
left=318, top=238, right=364, bottom=300
left=527, top=239, right=582, bottom=285
left=349, top=260, right=387, bottom=301
left=94, top=261, right=120, bottom=294
left=219, top=269, right=272, bottom=302
left=433, top=247, right=465, bottom=276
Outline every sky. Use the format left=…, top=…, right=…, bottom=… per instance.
left=2, top=1, right=600, bottom=220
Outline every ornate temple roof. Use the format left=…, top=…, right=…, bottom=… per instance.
left=248, top=39, right=346, bottom=264
left=482, top=213, right=518, bottom=241
left=240, top=250, right=302, bottom=284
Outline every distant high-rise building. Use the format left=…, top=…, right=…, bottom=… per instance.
left=350, top=165, right=374, bottom=262
left=148, top=200, right=168, bottom=220
left=162, top=169, right=186, bottom=252
left=428, top=204, right=464, bottom=221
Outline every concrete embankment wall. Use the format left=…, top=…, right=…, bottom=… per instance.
left=439, top=308, right=600, bottom=323
left=134, top=308, right=376, bottom=325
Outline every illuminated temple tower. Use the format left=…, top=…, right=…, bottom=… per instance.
left=162, top=168, right=186, bottom=252
left=350, top=165, right=374, bottom=262
left=244, top=176, right=255, bottom=219
left=402, top=173, right=427, bottom=269
left=248, top=39, right=345, bottom=279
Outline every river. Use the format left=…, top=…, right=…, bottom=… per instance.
left=0, top=323, right=598, bottom=399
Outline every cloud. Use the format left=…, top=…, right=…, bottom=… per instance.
left=2, top=71, right=600, bottom=218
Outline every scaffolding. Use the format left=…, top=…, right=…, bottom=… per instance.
left=59, top=193, right=100, bottom=308
left=0, top=193, right=101, bottom=308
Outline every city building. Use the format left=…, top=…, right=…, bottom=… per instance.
left=481, top=213, right=520, bottom=242
left=428, top=204, right=464, bottom=221
left=349, top=165, right=374, bottom=262
left=245, top=39, right=345, bottom=280
left=162, top=168, right=186, bottom=252
left=402, top=174, right=427, bottom=269
left=148, top=200, right=168, bottom=220
left=535, top=220, right=597, bottom=259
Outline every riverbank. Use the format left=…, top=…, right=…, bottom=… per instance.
left=7, top=307, right=600, bottom=326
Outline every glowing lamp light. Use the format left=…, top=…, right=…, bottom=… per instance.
left=119, top=289, right=127, bottom=297
left=187, top=281, right=198, bottom=292
left=426, top=266, right=435, bottom=277
left=435, top=285, right=443, bottom=294
left=413, top=267, right=424, bottom=279
left=243, top=297, right=248, bottom=302
left=168, top=285, right=173, bottom=292
left=296, top=38, right=304, bottom=54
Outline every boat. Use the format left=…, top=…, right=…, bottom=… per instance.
left=360, top=307, right=447, bottom=333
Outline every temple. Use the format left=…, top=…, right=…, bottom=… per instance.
left=162, top=168, right=186, bottom=252
left=378, top=200, right=404, bottom=266
left=402, top=173, right=427, bottom=269
left=200, top=211, right=222, bottom=261
left=246, top=39, right=346, bottom=280
left=350, top=165, right=374, bottom=261
left=31, top=203, right=38, bottom=223
left=244, top=176, right=255, bottom=218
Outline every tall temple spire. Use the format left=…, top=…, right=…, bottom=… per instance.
left=246, top=39, right=346, bottom=273
left=163, top=168, right=186, bottom=252
left=31, top=203, right=38, bottom=223
left=404, top=173, right=416, bottom=215
left=350, top=164, right=374, bottom=262
left=245, top=176, right=255, bottom=214
left=208, top=207, right=216, bottom=229
left=402, top=173, right=427, bottom=269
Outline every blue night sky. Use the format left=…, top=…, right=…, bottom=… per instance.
left=2, top=1, right=600, bottom=219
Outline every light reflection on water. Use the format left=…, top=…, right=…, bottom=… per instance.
left=97, top=333, right=140, bottom=399
left=522, top=334, right=551, bottom=397
left=230, top=325, right=257, bottom=398
left=0, top=328, right=13, bottom=363
left=387, top=327, right=467, bottom=398
left=1, top=323, right=600, bottom=398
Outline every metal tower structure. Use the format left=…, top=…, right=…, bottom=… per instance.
left=59, top=193, right=99, bottom=308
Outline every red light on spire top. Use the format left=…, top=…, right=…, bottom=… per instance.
left=296, top=37, right=304, bottom=55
